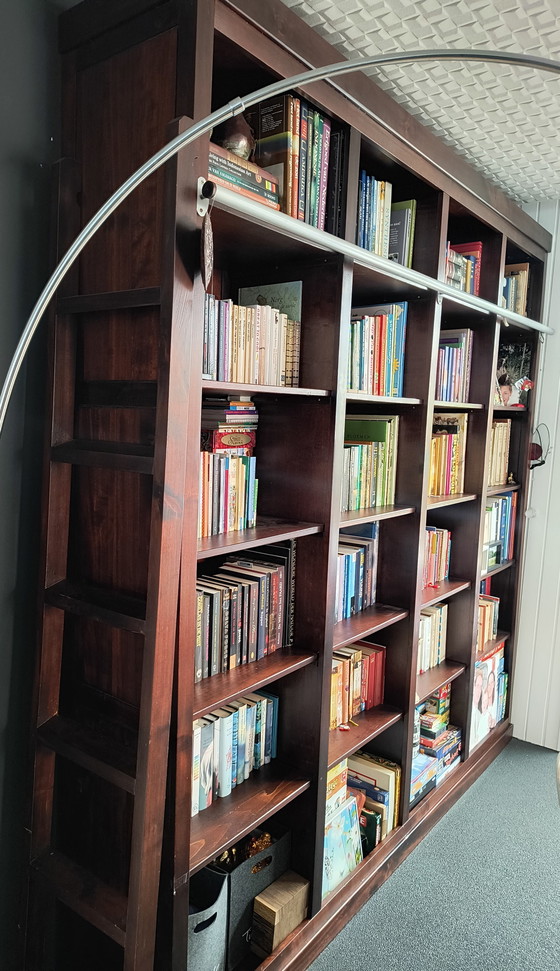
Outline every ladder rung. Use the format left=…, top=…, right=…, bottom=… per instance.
left=51, top=440, right=154, bottom=473
left=31, top=851, right=127, bottom=946
left=44, top=581, right=146, bottom=633
left=38, top=715, right=137, bottom=793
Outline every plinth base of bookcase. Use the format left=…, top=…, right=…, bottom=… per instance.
left=255, top=721, right=512, bottom=971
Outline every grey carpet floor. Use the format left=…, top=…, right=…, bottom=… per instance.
left=309, top=738, right=560, bottom=971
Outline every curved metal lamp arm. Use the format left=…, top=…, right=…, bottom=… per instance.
left=2, top=46, right=559, bottom=434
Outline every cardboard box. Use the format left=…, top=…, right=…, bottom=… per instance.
left=250, top=870, right=309, bottom=957
left=188, top=866, right=228, bottom=971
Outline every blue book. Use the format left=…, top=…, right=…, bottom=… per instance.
left=347, top=774, right=390, bottom=808
left=255, top=690, right=279, bottom=760
left=392, top=301, right=408, bottom=396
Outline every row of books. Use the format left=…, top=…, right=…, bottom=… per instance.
left=341, top=415, right=399, bottom=513
left=482, top=492, right=517, bottom=573
left=347, top=751, right=401, bottom=838
left=444, top=240, right=482, bottom=296
left=199, top=452, right=257, bottom=538
left=478, top=593, right=500, bottom=653
left=346, top=302, right=408, bottom=397
left=356, top=170, right=392, bottom=256
left=191, top=689, right=279, bottom=814
left=202, top=292, right=301, bottom=386
left=417, top=603, right=448, bottom=675
left=435, top=328, right=473, bottom=402
left=502, top=262, right=529, bottom=317
left=246, top=94, right=335, bottom=229
left=330, top=640, right=386, bottom=729
left=470, top=640, right=507, bottom=749
left=199, top=397, right=258, bottom=538
left=356, top=173, right=417, bottom=269
left=429, top=411, right=468, bottom=497
left=487, top=419, right=511, bottom=487
left=208, top=141, right=280, bottom=210
left=195, top=543, right=295, bottom=680
left=423, top=526, right=451, bottom=590
left=335, top=526, right=379, bottom=623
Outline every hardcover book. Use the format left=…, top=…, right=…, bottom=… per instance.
left=322, top=795, right=363, bottom=897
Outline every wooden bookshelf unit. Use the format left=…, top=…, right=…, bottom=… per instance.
left=25, top=1, right=550, bottom=969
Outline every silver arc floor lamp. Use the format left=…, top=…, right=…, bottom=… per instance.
left=1, top=46, right=558, bottom=436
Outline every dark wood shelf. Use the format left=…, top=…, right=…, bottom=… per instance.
left=416, top=660, right=466, bottom=703
left=197, top=517, right=322, bottom=559
left=427, top=493, right=477, bottom=509
left=44, top=580, right=146, bottom=633
left=37, top=715, right=137, bottom=793
left=333, top=604, right=408, bottom=650
left=51, top=440, right=154, bottom=473
left=482, top=559, right=515, bottom=579
left=328, top=705, right=403, bottom=769
left=30, top=851, right=127, bottom=945
left=57, top=286, right=161, bottom=314
left=188, top=762, right=310, bottom=875
left=477, top=631, right=510, bottom=660
left=201, top=380, right=331, bottom=397
left=340, top=505, right=415, bottom=526
left=433, top=401, right=484, bottom=410
left=193, top=651, right=316, bottom=719
left=486, top=483, right=521, bottom=496
left=420, top=579, right=471, bottom=608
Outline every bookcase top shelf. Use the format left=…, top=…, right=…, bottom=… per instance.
left=208, top=185, right=552, bottom=335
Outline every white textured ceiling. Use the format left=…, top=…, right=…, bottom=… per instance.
left=280, top=0, right=560, bottom=204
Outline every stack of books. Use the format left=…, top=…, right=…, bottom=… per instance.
left=445, top=241, right=482, bottom=295
left=335, top=527, right=379, bottom=623
left=246, top=94, right=335, bottom=229
left=330, top=640, right=386, bottom=728
left=429, top=412, right=468, bottom=496
left=417, top=603, right=448, bottom=675
left=478, top=593, right=500, bottom=653
left=347, top=752, right=402, bottom=842
left=342, top=415, right=399, bottom=512
left=208, top=141, right=280, bottom=210
left=435, top=328, right=473, bottom=402
left=202, top=291, right=301, bottom=386
left=347, top=302, right=408, bottom=397
left=199, top=397, right=258, bottom=538
left=191, top=690, right=279, bottom=815
left=414, top=683, right=462, bottom=801
left=503, top=262, right=529, bottom=316
left=195, top=542, right=295, bottom=680
left=422, top=526, right=451, bottom=589
left=487, top=419, right=511, bottom=487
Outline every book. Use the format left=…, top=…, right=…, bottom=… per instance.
left=246, top=94, right=294, bottom=212
left=322, top=795, right=363, bottom=897
left=496, top=338, right=533, bottom=407
left=503, top=262, right=529, bottom=316
left=347, top=752, right=399, bottom=832
left=197, top=717, right=215, bottom=811
left=191, top=720, right=201, bottom=816
left=389, top=199, right=416, bottom=267
left=449, top=241, right=483, bottom=295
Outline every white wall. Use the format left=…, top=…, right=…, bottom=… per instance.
left=511, top=201, right=560, bottom=752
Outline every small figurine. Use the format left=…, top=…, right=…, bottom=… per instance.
left=211, top=114, right=255, bottom=160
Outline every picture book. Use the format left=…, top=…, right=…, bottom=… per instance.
left=495, top=338, right=534, bottom=407
left=322, top=795, right=363, bottom=897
